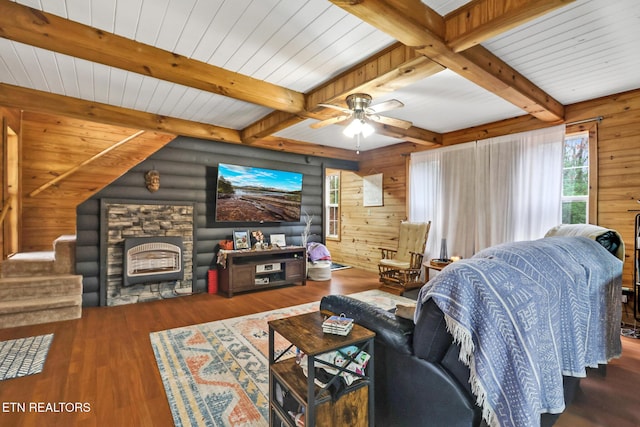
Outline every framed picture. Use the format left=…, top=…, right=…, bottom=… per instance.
left=363, top=173, right=383, bottom=207
left=233, top=230, right=250, bottom=250
left=270, top=234, right=286, bottom=248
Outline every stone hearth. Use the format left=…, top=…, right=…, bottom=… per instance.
left=103, top=202, right=194, bottom=306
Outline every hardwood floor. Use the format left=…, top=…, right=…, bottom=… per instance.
left=0, top=268, right=638, bottom=427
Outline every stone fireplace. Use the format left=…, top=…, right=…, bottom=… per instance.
left=123, top=236, right=184, bottom=286
left=102, top=201, right=194, bottom=306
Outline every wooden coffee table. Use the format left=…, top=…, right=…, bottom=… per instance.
left=268, top=311, right=375, bottom=427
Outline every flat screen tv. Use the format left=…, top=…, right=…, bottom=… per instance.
left=215, top=163, right=303, bottom=222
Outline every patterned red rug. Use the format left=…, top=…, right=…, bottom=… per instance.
left=150, top=290, right=412, bottom=427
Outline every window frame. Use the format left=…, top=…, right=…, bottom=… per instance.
left=3, top=125, right=19, bottom=256
left=325, top=171, right=341, bottom=241
left=563, top=123, right=598, bottom=224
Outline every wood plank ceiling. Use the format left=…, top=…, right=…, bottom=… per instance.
left=0, top=0, right=639, bottom=160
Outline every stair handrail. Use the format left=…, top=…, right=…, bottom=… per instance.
left=29, top=129, right=146, bottom=198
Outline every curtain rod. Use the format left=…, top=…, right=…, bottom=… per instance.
left=565, top=116, right=603, bottom=126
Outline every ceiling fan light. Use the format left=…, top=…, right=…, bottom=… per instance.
left=361, top=121, right=375, bottom=138
left=343, top=119, right=362, bottom=138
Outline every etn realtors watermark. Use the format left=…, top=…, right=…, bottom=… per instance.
left=2, top=401, right=91, bottom=413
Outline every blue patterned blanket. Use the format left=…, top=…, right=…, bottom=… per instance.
left=416, top=236, right=622, bottom=427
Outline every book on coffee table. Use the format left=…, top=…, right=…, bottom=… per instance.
left=322, top=314, right=354, bottom=336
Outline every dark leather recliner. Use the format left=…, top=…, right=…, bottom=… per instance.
left=319, top=295, right=580, bottom=427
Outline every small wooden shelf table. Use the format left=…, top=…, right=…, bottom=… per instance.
left=268, top=311, right=375, bottom=427
left=422, top=259, right=452, bottom=282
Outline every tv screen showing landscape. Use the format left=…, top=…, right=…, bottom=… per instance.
left=215, top=163, right=303, bottom=222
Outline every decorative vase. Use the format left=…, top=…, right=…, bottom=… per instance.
left=439, top=238, right=448, bottom=260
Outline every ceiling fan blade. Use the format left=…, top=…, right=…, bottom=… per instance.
left=366, top=99, right=404, bottom=114
left=368, top=114, right=413, bottom=129
left=317, top=103, right=352, bottom=114
left=309, top=115, right=351, bottom=129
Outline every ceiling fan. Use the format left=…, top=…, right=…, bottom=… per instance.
left=310, top=93, right=413, bottom=136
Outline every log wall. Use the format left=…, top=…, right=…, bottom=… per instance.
left=76, top=136, right=357, bottom=306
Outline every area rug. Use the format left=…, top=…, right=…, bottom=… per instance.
left=150, top=289, right=412, bottom=427
left=330, top=262, right=351, bottom=271
left=0, top=334, right=53, bottom=381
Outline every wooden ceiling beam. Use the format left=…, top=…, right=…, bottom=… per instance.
left=256, top=136, right=360, bottom=161
left=243, top=43, right=445, bottom=145
left=455, top=45, right=564, bottom=122
left=306, top=43, right=444, bottom=111
left=0, top=83, right=241, bottom=143
left=372, top=123, right=442, bottom=146
left=445, top=0, right=575, bottom=52
left=329, top=0, right=566, bottom=122
left=383, top=0, right=445, bottom=37
left=3, top=1, right=439, bottom=147
left=0, top=1, right=305, bottom=114
left=0, top=84, right=360, bottom=161
left=443, top=114, right=553, bottom=146
left=241, top=111, right=307, bottom=145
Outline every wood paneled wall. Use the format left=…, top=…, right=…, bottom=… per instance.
left=18, top=112, right=175, bottom=252
left=564, top=89, right=640, bottom=289
left=329, top=88, right=640, bottom=290
left=326, top=145, right=411, bottom=272
left=7, top=88, right=640, bottom=299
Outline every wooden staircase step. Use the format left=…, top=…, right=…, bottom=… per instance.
left=0, top=235, right=82, bottom=329
left=0, top=294, right=81, bottom=314
left=6, top=251, right=54, bottom=261
left=0, top=274, right=82, bottom=300
left=0, top=295, right=82, bottom=329
left=1, top=253, right=56, bottom=278
left=0, top=235, right=77, bottom=278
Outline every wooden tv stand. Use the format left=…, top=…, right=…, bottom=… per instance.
left=217, top=247, right=307, bottom=297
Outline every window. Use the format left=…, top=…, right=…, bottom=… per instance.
left=410, top=126, right=565, bottom=258
left=325, top=171, right=340, bottom=240
left=562, top=132, right=589, bottom=224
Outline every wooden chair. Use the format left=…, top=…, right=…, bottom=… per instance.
left=378, top=221, right=431, bottom=291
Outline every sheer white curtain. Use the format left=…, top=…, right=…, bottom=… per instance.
left=409, top=125, right=565, bottom=258
left=475, top=125, right=564, bottom=250
left=409, top=142, right=476, bottom=260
